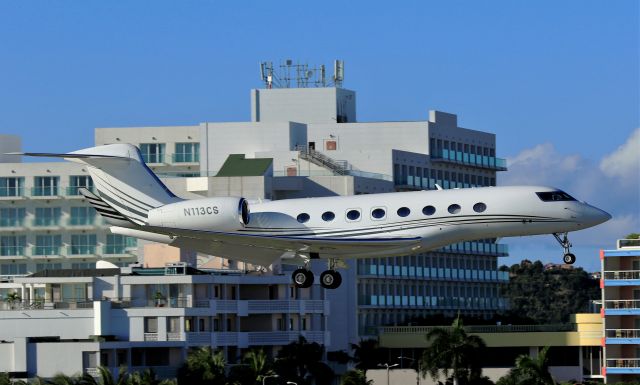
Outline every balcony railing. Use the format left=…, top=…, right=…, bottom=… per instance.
left=33, top=246, right=63, bottom=256
left=604, top=299, right=640, bottom=309
left=0, top=246, right=26, bottom=257
left=0, top=187, right=24, bottom=197
left=0, top=299, right=92, bottom=311
left=31, top=187, right=60, bottom=197
left=431, top=149, right=508, bottom=170
left=380, top=323, right=576, bottom=335
left=65, top=186, right=95, bottom=196
left=171, top=153, right=200, bottom=163
left=605, top=329, right=640, bottom=338
left=604, top=270, right=640, bottom=280
left=144, top=333, right=158, bottom=341
left=606, top=358, right=640, bottom=368
left=66, top=245, right=97, bottom=256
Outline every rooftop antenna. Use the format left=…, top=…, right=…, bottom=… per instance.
left=258, top=59, right=343, bottom=88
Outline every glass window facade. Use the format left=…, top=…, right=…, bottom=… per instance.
left=68, top=175, right=94, bottom=195
left=0, top=208, right=26, bottom=227
left=173, top=143, right=200, bottom=163
left=0, top=235, right=26, bottom=256
left=33, top=176, right=59, bottom=196
left=70, top=234, right=97, bottom=255
left=34, top=235, right=62, bottom=255
left=140, top=143, right=165, bottom=163
left=69, top=206, right=96, bottom=226
left=105, top=234, right=136, bottom=254
left=0, top=263, right=27, bottom=276
left=34, top=207, right=62, bottom=226
left=0, top=177, right=24, bottom=197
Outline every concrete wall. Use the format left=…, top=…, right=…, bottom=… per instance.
left=0, top=310, right=94, bottom=340
left=29, top=341, right=99, bottom=377
left=251, top=87, right=356, bottom=124
left=0, top=134, right=21, bottom=163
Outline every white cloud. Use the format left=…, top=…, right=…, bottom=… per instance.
left=599, top=127, right=640, bottom=182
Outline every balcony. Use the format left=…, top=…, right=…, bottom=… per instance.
left=66, top=245, right=97, bottom=257
left=605, top=359, right=640, bottom=375
left=185, top=331, right=327, bottom=347
left=32, top=246, right=63, bottom=258
left=0, top=246, right=27, bottom=258
left=0, top=187, right=25, bottom=199
left=605, top=329, right=640, bottom=344
left=30, top=187, right=61, bottom=199
left=0, top=299, right=92, bottom=311
left=171, top=153, right=200, bottom=164
left=431, top=149, right=508, bottom=171
left=604, top=299, right=640, bottom=315
left=603, top=270, right=640, bottom=286
left=115, top=298, right=327, bottom=315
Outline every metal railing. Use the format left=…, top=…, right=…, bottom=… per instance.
left=31, top=187, right=60, bottom=197
left=604, top=270, right=640, bottom=280
left=0, top=299, right=92, bottom=311
left=380, top=323, right=575, bottom=335
left=0, top=187, right=24, bottom=197
left=171, top=153, right=200, bottom=163
left=606, top=358, right=640, bottom=368
left=65, top=186, right=96, bottom=196
left=431, top=149, right=508, bottom=171
left=604, top=299, right=640, bottom=309
left=143, top=333, right=158, bottom=341
left=606, top=329, right=640, bottom=338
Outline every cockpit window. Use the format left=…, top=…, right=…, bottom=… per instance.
left=536, top=191, right=576, bottom=202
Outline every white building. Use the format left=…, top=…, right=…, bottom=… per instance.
left=0, top=263, right=330, bottom=378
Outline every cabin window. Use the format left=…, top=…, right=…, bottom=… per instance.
left=422, top=206, right=436, bottom=216
left=473, top=203, right=487, bottom=213
left=448, top=204, right=461, bottom=214
left=371, top=208, right=386, bottom=220
left=346, top=209, right=361, bottom=221
left=321, top=211, right=335, bottom=222
left=297, top=213, right=310, bottom=223
left=397, top=207, right=411, bottom=217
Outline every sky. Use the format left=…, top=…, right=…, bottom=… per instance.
left=0, top=0, right=638, bottom=272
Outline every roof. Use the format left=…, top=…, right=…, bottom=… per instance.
left=216, top=154, right=272, bottom=177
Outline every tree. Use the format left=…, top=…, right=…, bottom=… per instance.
left=496, top=346, right=555, bottom=385
left=228, top=349, right=274, bottom=385
left=349, top=339, right=387, bottom=371
left=340, top=370, right=371, bottom=385
left=274, top=336, right=334, bottom=385
left=5, top=291, right=21, bottom=310
left=625, top=233, right=640, bottom=240
left=177, top=347, right=226, bottom=385
left=420, top=316, right=486, bottom=385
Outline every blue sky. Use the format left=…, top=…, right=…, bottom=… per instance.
left=1, top=1, right=638, bottom=271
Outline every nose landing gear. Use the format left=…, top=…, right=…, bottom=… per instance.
left=553, top=232, right=576, bottom=264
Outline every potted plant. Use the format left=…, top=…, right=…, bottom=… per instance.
left=154, top=291, right=165, bottom=307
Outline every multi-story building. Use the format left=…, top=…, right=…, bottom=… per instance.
left=0, top=145, right=137, bottom=277
left=601, top=238, right=640, bottom=381
left=0, top=263, right=330, bottom=378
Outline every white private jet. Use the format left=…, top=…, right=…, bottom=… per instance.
left=13, top=144, right=611, bottom=289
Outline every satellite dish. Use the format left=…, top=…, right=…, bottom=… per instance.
left=307, top=70, right=314, bottom=77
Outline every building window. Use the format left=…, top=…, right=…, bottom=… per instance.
left=297, top=213, right=310, bottom=223
left=34, top=235, right=62, bottom=255
left=321, top=211, right=335, bottom=222
left=325, top=140, right=337, bottom=151
left=0, top=177, right=24, bottom=197
left=174, top=143, right=200, bottom=163
left=69, top=207, right=96, bottom=226
left=36, top=263, right=62, bottom=272
left=140, top=143, right=165, bottom=164
left=167, top=317, right=180, bottom=333
left=33, top=176, right=59, bottom=196
left=105, top=234, right=136, bottom=254
left=70, top=234, right=97, bottom=255
left=371, top=208, right=386, bottom=220
left=144, top=317, right=158, bottom=333
left=68, top=176, right=93, bottom=196
left=0, top=208, right=26, bottom=227
left=0, top=235, right=26, bottom=256
left=0, top=263, right=27, bottom=276
left=71, top=262, right=96, bottom=269
left=34, top=207, right=62, bottom=226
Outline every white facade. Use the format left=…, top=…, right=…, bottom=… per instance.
left=0, top=134, right=21, bottom=163
left=0, top=265, right=331, bottom=378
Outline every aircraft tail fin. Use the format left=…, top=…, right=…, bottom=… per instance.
left=14, top=144, right=182, bottom=225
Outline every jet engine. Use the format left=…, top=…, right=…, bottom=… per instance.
left=147, top=197, right=250, bottom=231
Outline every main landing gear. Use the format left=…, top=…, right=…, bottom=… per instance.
left=291, top=258, right=342, bottom=289
left=553, top=232, right=576, bottom=264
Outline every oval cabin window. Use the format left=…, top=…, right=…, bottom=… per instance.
left=448, top=204, right=462, bottom=214
left=297, top=213, right=310, bottom=223
left=322, top=211, right=335, bottom=222
left=346, top=209, right=361, bottom=221
left=371, top=208, right=386, bottom=219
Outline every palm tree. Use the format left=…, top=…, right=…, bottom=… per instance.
left=340, top=369, right=372, bottom=385
left=244, top=349, right=272, bottom=383
left=419, top=316, right=486, bottom=385
left=177, top=347, right=226, bottom=385
left=349, top=339, right=386, bottom=371
left=497, top=346, right=555, bottom=385
left=274, top=336, right=334, bottom=385
left=5, top=292, right=21, bottom=309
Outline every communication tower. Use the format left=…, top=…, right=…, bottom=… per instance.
left=259, top=59, right=344, bottom=89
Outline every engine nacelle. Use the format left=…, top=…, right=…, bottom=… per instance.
left=147, top=197, right=249, bottom=231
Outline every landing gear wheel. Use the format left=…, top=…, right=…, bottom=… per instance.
left=292, top=268, right=314, bottom=288
left=320, top=270, right=342, bottom=289
left=563, top=253, right=576, bottom=265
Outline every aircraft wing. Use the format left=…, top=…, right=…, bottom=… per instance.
left=144, top=225, right=421, bottom=265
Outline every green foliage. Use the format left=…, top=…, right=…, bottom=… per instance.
left=496, top=347, right=555, bottom=385
left=227, top=349, right=274, bottom=385
left=274, top=336, right=334, bottom=385
left=349, top=339, right=388, bottom=371
left=419, top=316, right=487, bottom=385
left=501, top=260, right=599, bottom=324
left=625, top=233, right=640, bottom=239
left=177, top=347, right=226, bottom=385
left=340, top=370, right=371, bottom=385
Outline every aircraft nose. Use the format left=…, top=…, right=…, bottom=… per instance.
left=582, top=204, right=612, bottom=226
